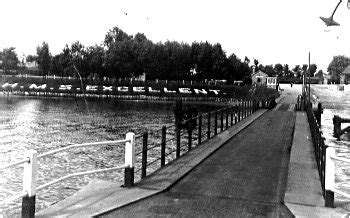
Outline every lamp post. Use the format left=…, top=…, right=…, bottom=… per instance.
left=308, top=52, right=311, bottom=102
left=320, top=0, right=350, bottom=26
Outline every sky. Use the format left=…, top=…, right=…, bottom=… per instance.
left=1, top=0, right=350, bottom=72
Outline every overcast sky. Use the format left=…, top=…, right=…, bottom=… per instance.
left=1, top=0, right=350, bottom=72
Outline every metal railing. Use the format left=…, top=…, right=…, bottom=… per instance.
left=0, top=133, right=135, bottom=217
left=0, top=97, right=268, bottom=217
left=133, top=99, right=261, bottom=179
left=304, top=94, right=350, bottom=208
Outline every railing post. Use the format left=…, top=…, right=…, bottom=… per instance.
left=220, top=110, right=224, bottom=132
left=188, top=120, right=192, bottom=151
left=250, top=100, right=253, bottom=114
left=325, top=147, right=335, bottom=208
left=226, top=109, right=229, bottom=129
left=244, top=101, right=247, bottom=117
left=207, top=112, right=211, bottom=139
left=230, top=106, right=234, bottom=126
left=141, top=132, right=148, bottom=179
left=214, top=111, right=218, bottom=135
left=238, top=103, right=241, bottom=122
left=22, top=150, right=38, bottom=218
left=161, top=126, right=166, bottom=166
left=124, top=132, right=135, bottom=187
left=176, top=125, right=181, bottom=158
left=198, top=115, right=202, bottom=145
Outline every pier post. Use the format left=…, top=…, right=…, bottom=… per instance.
left=124, top=132, right=135, bottom=187
left=313, top=103, right=323, bottom=126
left=333, top=115, right=341, bottom=138
left=141, top=132, right=148, bottom=179
left=325, top=147, right=335, bottom=208
left=161, top=126, right=166, bottom=166
left=22, top=150, right=38, bottom=218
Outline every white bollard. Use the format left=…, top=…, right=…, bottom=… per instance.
left=22, top=150, right=38, bottom=218
left=23, top=150, right=38, bottom=197
left=325, top=147, right=335, bottom=207
left=124, top=132, right=135, bottom=187
left=125, top=132, right=135, bottom=168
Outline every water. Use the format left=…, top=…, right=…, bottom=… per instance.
left=311, top=85, right=350, bottom=207
left=0, top=95, right=223, bottom=217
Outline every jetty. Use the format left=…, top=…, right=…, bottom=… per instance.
left=2, top=84, right=349, bottom=217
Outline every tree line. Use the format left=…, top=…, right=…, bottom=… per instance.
left=3, top=26, right=345, bottom=84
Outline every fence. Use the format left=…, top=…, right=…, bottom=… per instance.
left=133, top=99, right=260, bottom=179
left=0, top=98, right=263, bottom=217
left=0, top=134, right=135, bottom=217
left=304, top=93, right=350, bottom=207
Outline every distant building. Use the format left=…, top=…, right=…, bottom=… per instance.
left=251, top=69, right=268, bottom=86
left=323, top=74, right=331, bottom=84
left=134, top=72, right=146, bottom=81
left=25, top=61, right=39, bottom=71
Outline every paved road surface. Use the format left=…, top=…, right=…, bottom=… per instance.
left=101, top=91, right=297, bottom=217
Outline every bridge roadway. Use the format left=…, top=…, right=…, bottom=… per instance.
left=35, top=84, right=350, bottom=217
left=101, top=93, right=297, bottom=217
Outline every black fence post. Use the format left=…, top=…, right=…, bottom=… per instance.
left=141, top=132, right=148, bottom=179
left=188, top=120, right=192, bottom=151
left=238, top=104, right=241, bottom=122
left=230, top=106, right=234, bottom=126
left=176, top=126, right=181, bottom=158
left=22, top=196, right=36, bottom=218
left=250, top=100, right=252, bottom=115
left=161, top=126, right=166, bottom=167
left=214, top=111, right=218, bottom=135
left=198, top=115, right=202, bottom=145
left=325, top=190, right=334, bottom=208
left=207, top=112, right=211, bottom=139
left=226, top=109, right=229, bottom=129
left=220, top=110, right=224, bottom=132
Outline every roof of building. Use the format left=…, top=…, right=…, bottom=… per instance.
left=251, top=70, right=268, bottom=77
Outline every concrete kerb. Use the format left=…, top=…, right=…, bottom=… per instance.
left=37, top=107, right=270, bottom=217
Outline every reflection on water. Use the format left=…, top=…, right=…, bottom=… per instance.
left=312, top=85, right=350, bottom=206
left=0, top=95, right=222, bottom=216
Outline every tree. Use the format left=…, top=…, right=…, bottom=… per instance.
left=315, top=70, right=324, bottom=79
left=274, top=63, right=283, bottom=76
left=309, top=64, right=317, bottom=77
left=293, top=65, right=301, bottom=78
left=283, top=64, right=292, bottom=77
left=302, top=64, right=308, bottom=75
left=36, top=42, right=51, bottom=76
left=254, top=59, right=259, bottom=67
left=327, top=55, right=350, bottom=81
left=265, top=65, right=275, bottom=76
left=0, top=47, right=19, bottom=74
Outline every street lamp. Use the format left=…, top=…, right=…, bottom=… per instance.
left=320, top=0, right=350, bottom=26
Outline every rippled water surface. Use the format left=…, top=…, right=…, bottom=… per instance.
left=311, top=85, right=350, bottom=206
left=0, top=95, right=222, bottom=216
